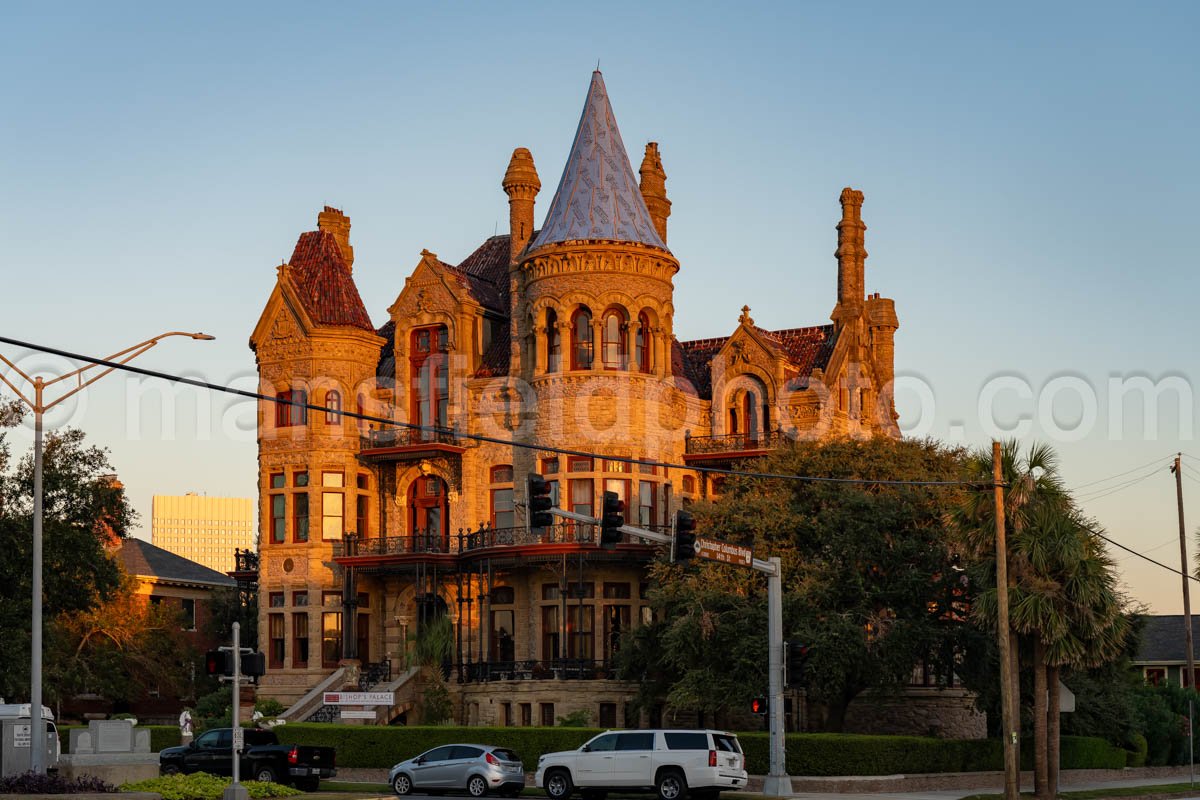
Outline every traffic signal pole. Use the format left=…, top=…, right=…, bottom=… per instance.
left=536, top=481, right=791, bottom=793
left=759, top=556, right=790, bottom=797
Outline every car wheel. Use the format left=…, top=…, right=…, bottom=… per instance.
left=160, top=764, right=180, bottom=776
left=544, top=769, right=573, bottom=800
left=656, top=769, right=687, bottom=800
left=468, top=775, right=490, bottom=797
left=393, top=773, right=413, bottom=796
left=253, top=764, right=279, bottom=784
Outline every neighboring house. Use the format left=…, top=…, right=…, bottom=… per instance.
left=247, top=69, right=925, bottom=731
left=1133, top=614, right=1200, bottom=687
left=115, top=538, right=238, bottom=643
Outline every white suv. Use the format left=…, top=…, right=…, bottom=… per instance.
left=536, top=730, right=747, bottom=800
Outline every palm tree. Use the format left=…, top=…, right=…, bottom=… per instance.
left=954, top=441, right=1127, bottom=800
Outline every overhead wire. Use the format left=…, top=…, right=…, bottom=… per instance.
left=1069, top=454, right=1177, bottom=491
left=1074, top=465, right=1165, bottom=503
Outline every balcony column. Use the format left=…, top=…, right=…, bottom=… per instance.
left=590, top=318, right=603, bottom=369
left=534, top=314, right=548, bottom=374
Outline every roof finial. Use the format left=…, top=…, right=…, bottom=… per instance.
left=596, top=58, right=600, bottom=72
left=739, top=305, right=754, bottom=326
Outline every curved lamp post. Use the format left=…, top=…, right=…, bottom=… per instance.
left=0, top=331, right=214, bottom=774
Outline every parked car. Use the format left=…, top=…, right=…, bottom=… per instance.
left=535, top=730, right=747, bottom=800
left=389, top=743, right=525, bottom=797
left=159, top=727, right=336, bottom=790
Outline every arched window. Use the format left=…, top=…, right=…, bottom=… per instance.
left=635, top=313, right=651, bottom=373
left=546, top=309, right=561, bottom=373
left=571, top=308, right=593, bottom=370
left=325, top=390, right=342, bottom=426
left=602, top=309, right=627, bottom=370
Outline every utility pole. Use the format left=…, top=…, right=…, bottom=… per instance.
left=1175, top=455, right=1195, bottom=690
left=993, top=441, right=1019, bottom=800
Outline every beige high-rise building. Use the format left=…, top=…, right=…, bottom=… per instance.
left=151, top=494, right=256, bottom=574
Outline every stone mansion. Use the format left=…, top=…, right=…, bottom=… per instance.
left=249, top=71, right=900, bottom=727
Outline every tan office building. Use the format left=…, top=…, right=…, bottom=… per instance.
left=151, top=494, right=256, bottom=574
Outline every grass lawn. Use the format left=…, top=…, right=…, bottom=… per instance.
left=960, top=783, right=1200, bottom=800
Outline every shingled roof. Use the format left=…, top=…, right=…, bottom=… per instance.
left=288, top=230, right=375, bottom=332
left=674, top=324, right=838, bottom=399
left=1135, top=615, right=1200, bottom=663
left=115, top=538, right=237, bottom=588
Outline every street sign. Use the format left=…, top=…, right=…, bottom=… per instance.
left=694, top=537, right=753, bottom=567
left=323, top=691, right=393, bottom=706
left=339, top=710, right=377, bottom=720
left=232, top=727, right=244, bottom=752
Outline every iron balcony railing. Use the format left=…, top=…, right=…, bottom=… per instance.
left=684, top=428, right=792, bottom=455
left=359, top=427, right=460, bottom=450
left=459, top=658, right=616, bottom=682
left=332, top=522, right=669, bottom=558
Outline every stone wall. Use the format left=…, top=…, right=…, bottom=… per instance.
left=842, top=687, right=986, bottom=739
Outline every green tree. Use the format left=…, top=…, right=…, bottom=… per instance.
left=411, top=614, right=454, bottom=723
left=0, top=402, right=129, bottom=700
left=617, top=436, right=972, bottom=730
left=44, top=572, right=197, bottom=705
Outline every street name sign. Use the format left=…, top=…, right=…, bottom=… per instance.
left=694, top=537, right=753, bottom=567
left=232, top=727, right=244, bottom=751
left=323, top=691, right=393, bottom=706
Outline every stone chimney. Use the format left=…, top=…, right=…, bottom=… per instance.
left=832, top=188, right=866, bottom=323
left=317, top=206, right=354, bottom=271
left=638, top=142, right=671, bottom=244
left=502, top=148, right=541, bottom=264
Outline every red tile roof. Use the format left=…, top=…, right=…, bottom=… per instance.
left=288, top=230, right=374, bottom=332
left=674, top=324, right=837, bottom=399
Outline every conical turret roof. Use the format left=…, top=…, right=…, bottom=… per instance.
left=529, top=71, right=669, bottom=253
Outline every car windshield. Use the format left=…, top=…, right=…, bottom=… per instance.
left=491, top=748, right=521, bottom=762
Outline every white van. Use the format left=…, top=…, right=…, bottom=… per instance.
left=0, top=703, right=61, bottom=776
left=536, top=729, right=747, bottom=800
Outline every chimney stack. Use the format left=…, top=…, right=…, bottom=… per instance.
left=639, top=142, right=671, bottom=244
left=502, top=148, right=541, bottom=264
left=832, top=188, right=866, bottom=323
left=317, top=206, right=354, bottom=271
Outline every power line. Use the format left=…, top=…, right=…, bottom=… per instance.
left=1087, top=523, right=1200, bottom=583
left=1069, top=454, right=1176, bottom=492
left=1075, top=465, right=1164, bottom=503
left=0, top=334, right=979, bottom=489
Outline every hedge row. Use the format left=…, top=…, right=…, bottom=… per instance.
left=60, top=725, right=180, bottom=754
left=273, top=725, right=1128, bottom=774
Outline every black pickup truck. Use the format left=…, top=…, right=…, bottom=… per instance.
left=159, top=728, right=336, bottom=790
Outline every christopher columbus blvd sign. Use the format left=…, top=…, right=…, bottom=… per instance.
left=694, top=537, right=753, bottom=567
left=323, top=692, right=393, bottom=706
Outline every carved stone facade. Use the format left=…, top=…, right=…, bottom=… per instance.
left=246, top=72, right=922, bottom=733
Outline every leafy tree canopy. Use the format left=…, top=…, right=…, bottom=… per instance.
left=617, top=436, right=974, bottom=730
left=0, top=399, right=131, bottom=699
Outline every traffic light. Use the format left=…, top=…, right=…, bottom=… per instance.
left=786, top=641, right=811, bottom=687
left=241, top=651, right=267, bottom=677
left=750, top=696, right=768, bottom=716
left=600, top=491, right=624, bottom=549
left=205, top=649, right=230, bottom=676
left=674, top=510, right=697, bottom=562
left=527, top=474, right=555, bottom=530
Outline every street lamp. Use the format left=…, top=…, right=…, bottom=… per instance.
left=0, top=330, right=214, bottom=774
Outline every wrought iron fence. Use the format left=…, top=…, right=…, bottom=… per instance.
left=358, top=659, right=393, bottom=690
left=331, top=535, right=454, bottom=557
left=460, top=523, right=597, bottom=551
left=684, top=429, right=791, bottom=455
left=460, top=658, right=615, bottom=682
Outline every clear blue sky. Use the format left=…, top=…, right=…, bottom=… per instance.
left=2, top=2, right=1197, bottom=611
